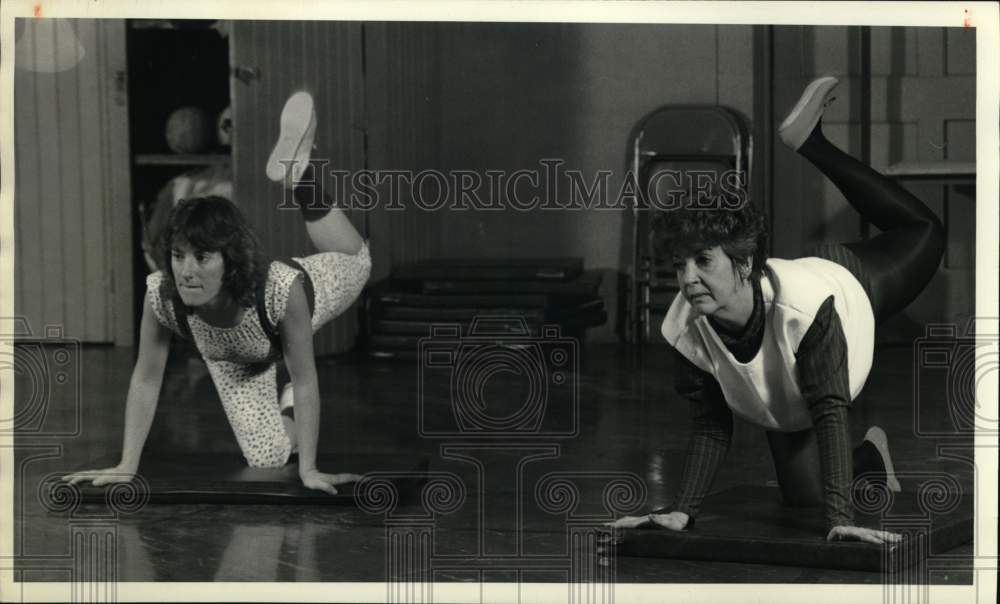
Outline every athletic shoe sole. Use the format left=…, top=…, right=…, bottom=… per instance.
left=778, top=76, right=839, bottom=151
left=863, top=426, right=902, bottom=493
left=266, top=91, right=316, bottom=184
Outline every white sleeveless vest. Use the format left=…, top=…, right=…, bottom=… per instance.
left=661, top=257, right=875, bottom=431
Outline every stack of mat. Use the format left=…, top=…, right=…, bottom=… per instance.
left=368, top=258, right=607, bottom=361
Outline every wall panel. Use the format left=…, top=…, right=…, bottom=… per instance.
left=364, top=22, right=444, bottom=283
left=13, top=19, right=131, bottom=343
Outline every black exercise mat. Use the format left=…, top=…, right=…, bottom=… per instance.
left=553, top=309, right=608, bottom=330
left=545, top=299, right=607, bottom=323
left=383, top=307, right=546, bottom=322
left=392, top=258, right=584, bottom=281
left=368, top=349, right=421, bottom=362
left=66, top=453, right=430, bottom=506
left=370, top=334, right=428, bottom=349
left=616, top=485, right=972, bottom=572
left=423, top=274, right=602, bottom=296
left=373, top=319, right=543, bottom=337
left=376, top=292, right=551, bottom=308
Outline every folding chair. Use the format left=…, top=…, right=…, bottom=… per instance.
left=625, top=105, right=752, bottom=343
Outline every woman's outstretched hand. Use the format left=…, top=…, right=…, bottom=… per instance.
left=299, top=469, right=362, bottom=495
left=827, top=525, right=902, bottom=544
left=604, top=515, right=650, bottom=529
left=604, top=511, right=690, bottom=531
left=62, top=465, right=136, bottom=487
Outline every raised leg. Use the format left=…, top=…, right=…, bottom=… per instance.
left=780, top=77, right=945, bottom=323
left=291, top=164, right=364, bottom=255
left=267, top=91, right=364, bottom=256
left=266, top=91, right=372, bottom=330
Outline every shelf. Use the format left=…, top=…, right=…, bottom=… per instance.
left=885, top=161, right=975, bottom=181
left=135, top=154, right=231, bottom=167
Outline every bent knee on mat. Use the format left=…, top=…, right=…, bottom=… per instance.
left=243, top=443, right=294, bottom=469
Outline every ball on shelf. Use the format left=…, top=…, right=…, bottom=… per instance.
left=165, top=106, right=212, bottom=154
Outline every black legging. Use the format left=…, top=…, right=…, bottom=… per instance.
left=798, top=123, right=945, bottom=324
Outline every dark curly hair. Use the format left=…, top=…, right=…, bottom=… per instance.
left=158, top=196, right=268, bottom=308
left=651, top=200, right=769, bottom=283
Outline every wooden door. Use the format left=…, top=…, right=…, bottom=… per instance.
left=13, top=19, right=133, bottom=344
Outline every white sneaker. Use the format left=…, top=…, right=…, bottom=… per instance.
left=778, top=76, right=839, bottom=151
left=266, top=91, right=316, bottom=185
left=863, top=426, right=902, bottom=492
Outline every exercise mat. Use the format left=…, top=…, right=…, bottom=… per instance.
left=63, top=453, right=430, bottom=506
left=391, top=257, right=584, bottom=281
left=615, top=485, right=972, bottom=572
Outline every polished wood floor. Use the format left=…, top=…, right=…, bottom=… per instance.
left=12, top=340, right=976, bottom=584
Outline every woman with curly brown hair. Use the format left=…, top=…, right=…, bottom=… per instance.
left=64, top=91, right=370, bottom=494
left=610, top=77, right=944, bottom=543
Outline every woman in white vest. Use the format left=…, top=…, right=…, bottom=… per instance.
left=609, top=77, right=944, bottom=544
